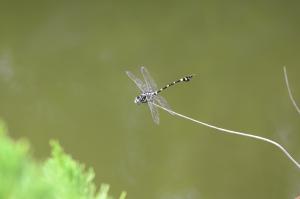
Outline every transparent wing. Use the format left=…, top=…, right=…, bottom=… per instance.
left=154, top=95, right=175, bottom=115
left=126, top=71, right=147, bottom=92
left=148, top=102, right=160, bottom=124
left=140, top=66, right=158, bottom=92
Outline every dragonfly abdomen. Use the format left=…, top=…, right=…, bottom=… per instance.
left=156, top=75, right=193, bottom=94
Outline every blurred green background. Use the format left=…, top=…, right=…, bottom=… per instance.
left=0, top=1, right=300, bottom=198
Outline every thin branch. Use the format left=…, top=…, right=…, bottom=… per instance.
left=152, top=102, right=300, bottom=170
left=283, top=66, right=300, bottom=115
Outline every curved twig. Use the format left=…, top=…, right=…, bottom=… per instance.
left=283, top=66, right=300, bottom=115
left=152, top=102, right=300, bottom=169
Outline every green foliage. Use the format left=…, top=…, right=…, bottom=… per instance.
left=0, top=121, right=126, bottom=199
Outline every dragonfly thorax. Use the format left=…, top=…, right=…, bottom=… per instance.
left=134, top=92, right=156, bottom=104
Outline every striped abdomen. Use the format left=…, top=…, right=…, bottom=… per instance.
left=156, top=75, right=194, bottom=94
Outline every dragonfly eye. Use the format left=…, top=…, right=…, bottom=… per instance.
left=134, top=96, right=141, bottom=104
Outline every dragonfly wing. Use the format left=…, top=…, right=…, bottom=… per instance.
left=126, top=71, right=147, bottom=92
left=154, top=95, right=175, bottom=115
left=140, top=66, right=158, bottom=92
left=148, top=102, right=160, bottom=124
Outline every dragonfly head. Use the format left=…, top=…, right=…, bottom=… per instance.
left=134, top=96, right=141, bottom=104
left=134, top=94, right=147, bottom=104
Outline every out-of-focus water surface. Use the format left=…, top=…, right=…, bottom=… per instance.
left=1, top=1, right=300, bottom=198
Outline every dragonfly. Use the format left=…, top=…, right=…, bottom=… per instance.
left=126, top=66, right=194, bottom=124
